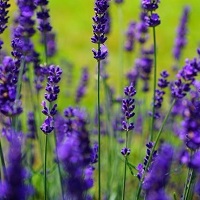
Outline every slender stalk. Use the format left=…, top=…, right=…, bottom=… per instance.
left=97, top=56, right=101, bottom=200
left=136, top=99, right=176, bottom=200
left=150, top=26, right=157, bottom=141
left=122, top=131, right=128, bottom=200
left=0, top=140, right=7, bottom=180
left=44, top=134, right=48, bottom=200
left=53, top=131, right=65, bottom=200
left=182, top=152, right=196, bottom=200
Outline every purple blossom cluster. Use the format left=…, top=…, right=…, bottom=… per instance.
left=40, top=65, right=62, bottom=134
left=173, top=6, right=190, bottom=61
left=142, top=0, right=161, bottom=27
left=91, top=0, right=109, bottom=60
left=171, top=56, right=200, bottom=99
left=143, top=144, right=173, bottom=200
left=57, top=107, right=94, bottom=199
left=0, top=0, right=10, bottom=49
left=150, top=70, right=169, bottom=119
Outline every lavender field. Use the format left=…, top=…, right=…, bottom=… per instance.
left=0, top=0, right=200, bottom=200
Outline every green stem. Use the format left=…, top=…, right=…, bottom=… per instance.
left=182, top=152, right=196, bottom=200
left=0, top=140, right=7, bottom=180
left=150, top=26, right=157, bottom=141
left=97, top=57, right=101, bottom=200
left=122, top=131, right=128, bottom=200
left=53, top=131, right=65, bottom=200
left=44, top=134, right=48, bottom=200
left=136, top=99, right=176, bottom=200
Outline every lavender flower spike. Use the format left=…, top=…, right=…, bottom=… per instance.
left=0, top=0, right=10, bottom=49
left=91, top=0, right=109, bottom=60
left=173, top=6, right=190, bottom=61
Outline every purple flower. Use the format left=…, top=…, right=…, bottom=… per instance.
left=137, top=142, right=157, bottom=180
left=121, top=147, right=131, bottom=156
left=34, top=0, right=52, bottom=33
left=136, top=12, right=149, bottom=44
left=57, top=107, right=93, bottom=199
left=142, top=0, right=160, bottom=11
left=124, top=21, right=136, bottom=52
left=44, top=65, right=62, bottom=102
left=0, top=0, right=10, bottom=49
left=0, top=131, right=33, bottom=200
left=91, top=0, right=109, bottom=61
left=173, top=6, right=190, bottom=60
left=143, top=144, right=173, bottom=200
left=145, top=13, right=161, bottom=27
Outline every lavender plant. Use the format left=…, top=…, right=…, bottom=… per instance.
left=0, top=0, right=200, bottom=199
left=91, top=0, right=109, bottom=198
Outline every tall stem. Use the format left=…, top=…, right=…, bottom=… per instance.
left=97, top=46, right=101, bottom=199
left=182, top=151, right=196, bottom=200
left=0, top=140, right=7, bottom=180
left=44, top=134, right=48, bottom=200
left=122, top=131, right=128, bottom=200
left=136, top=99, right=176, bottom=200
left=150, top=26, right=157, bottom=141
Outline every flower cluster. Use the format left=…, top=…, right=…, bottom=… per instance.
left=0, top=131, right=32, bottom=200
left=173, top=6, right=190, bottom=61
left=40, top=65, right=62, bottom=134
left=151, top=70, right=169, bottom=119
left=0, top=0, right=10, bottom=49
left=136, top=47, right=154, bottom=91
left=121, top=83, right=136, bottom=156
left=57, top=107, right=93, bottom=199
left=142, top=0, right=161, bottom=27
left=143, top=144, right=173, bottom=200
left=124, top=21, right=136, bottom=52
left=0, top=56, right=22, bottom=116
left=137, top=142, right=157, bottom=180
left=171, top=55, right=200, bottom=99
left=91, top=0, right=109, bottom=60
left=34, top=0, right=52, bottom=33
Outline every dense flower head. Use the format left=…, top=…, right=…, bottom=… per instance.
left=136, top=12, right=149, bottom=44
left=143, top=144, right=173, bottom=199
left=45, top=65, right=62, bottom=102
left=124, top=21, right=136, bottom=52
left=0, top=0, right=10, bottom=34
left=173, top=6, right=190, bottom=60
left=0, top=131, right=32, bottom=200
left=150, top=70, right=169, bottom=119
left=91, top=0, right=109, bottom=61
left=122, top=83, right=136, bottom=132
left=142, top=0, right=160, bottom=11
left=0, top=56, right=23, bottom=116
left=57, top=107, right=93, bottom=199
left=136, top=47, right=154, bottom=91
left=34, top=0, right=52, bottom=33
left=145, top=13, right=160, bottom=27
left=171, top=56, right=200, bottom=99
left=137, top=142, right=157, bottom=180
